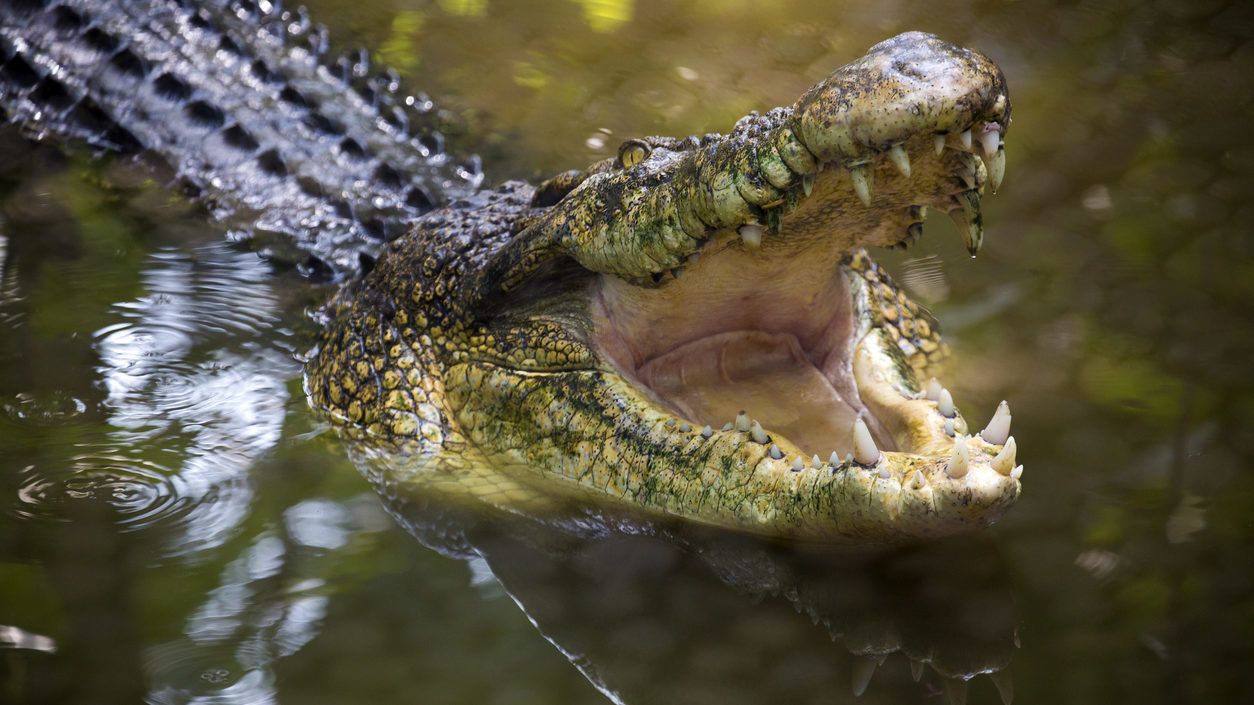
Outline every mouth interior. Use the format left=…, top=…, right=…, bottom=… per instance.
left=636, top=326, right=878, bottom=458
left=585, top=133, right=984, bottom=461
left=591, top=164, right=915, bottom=459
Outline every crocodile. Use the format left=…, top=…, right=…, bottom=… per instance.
left=1, top=0, right=1022, bottom=542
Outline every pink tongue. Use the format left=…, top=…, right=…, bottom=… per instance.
left=638, top=331, right=863, bottom=457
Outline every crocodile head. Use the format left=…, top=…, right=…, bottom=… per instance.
left=310, top=32, right=1022, bottom=542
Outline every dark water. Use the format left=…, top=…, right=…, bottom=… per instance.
left=3, top=0, right=1253, bottom=703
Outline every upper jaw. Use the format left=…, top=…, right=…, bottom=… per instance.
left=468, top=32, right=1009, bottom=302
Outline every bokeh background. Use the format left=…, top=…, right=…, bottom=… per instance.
left=2, top=0, right=1253, bottom=703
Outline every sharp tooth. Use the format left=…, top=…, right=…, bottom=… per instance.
left=980, top=400, right=1012, bottom=445
left=721, top=422, right=733, bottom=432
left=735, top=411, right=750, bottom=432
left=664, top=419, right=676, bottom=428
left=991, top=436, right=1018, bottom=475
left=888, top=144, right=911, bottom=177
left=811, top=454, right=822, bottom=468
left=948, top=437, right=969, bottom=478
left=909, top=470, right=927, bottom=489
left=938, top=388, right=955, bottom=417
left=933, top=133, right=946, bottom=155
left=1010, top=464, right=1023, bottom=480
left=944, top=418, right=955, bottom=436
left=949, top=190, right=983, bottom=256
left=980, top=126, right=1000, bottom=156
left=910, top=659, right=925, bottom=681
left=678, top=422, right=690, bottom=432
left=737, top=224, right=763, bottom=250
left=852, top=417, right=880, bottom=466
left=750, top=420, right=769, bottom=444
left=849, top=165, right=872, bottom=207
left=990, top=670, right=1014, bottom=705
left=877, top=467, right=890, bottom=480
left=802, top=173, right=814, bottom=196
left=768, top=444, right=783, bottom=460
left=791, top=456, right=804, bottom=472
left=701, top=425, right=713, bottom=438
left=959, top=128, right=972, bottom=150
left=851, top=656, right=877, bottom=697
left=925, top=378, right=942, bottom=401
left=988, top=146, right=1006, bottom=193
left=829, top=451, right=840, bottom=466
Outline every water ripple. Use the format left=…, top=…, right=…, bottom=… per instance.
left=8, top=241, right=300, bottom=558
left=13, top=452, right=190, bottom=532
left=144, top=640, right=276, bottom=705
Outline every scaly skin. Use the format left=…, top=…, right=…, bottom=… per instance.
left=307, top=33, right=1023, bottom=542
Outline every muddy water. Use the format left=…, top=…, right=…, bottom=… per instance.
left=2, top=1, right=1253, bottom=703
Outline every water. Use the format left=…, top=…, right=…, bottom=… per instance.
left=2, top=0, right=1253, bottom=703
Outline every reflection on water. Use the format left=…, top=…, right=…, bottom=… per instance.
left=2, top=0, right=1254, bottom=703
left=377, top=490, right=1018, bottom=705
left=11, top=242, right=295, bottom=558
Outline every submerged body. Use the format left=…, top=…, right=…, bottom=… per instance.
left=1, top=1, right=1021, bottom=541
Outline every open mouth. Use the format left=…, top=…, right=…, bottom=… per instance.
left=591, top=123, right=1018, bottom=482
left=320, top=31, right=1027, bottom=541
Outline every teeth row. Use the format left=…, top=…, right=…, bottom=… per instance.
left=657, top=388, right=1021, bottom=483
left=926, top=380, right=1023, bottom=480
left=738, top=119, right=1004, bottom=254
left=712, top=411, right=885, bottom=474
left=945, top=433, right=1021, bottom=480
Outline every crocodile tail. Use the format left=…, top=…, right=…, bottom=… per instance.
left=0, top=0, right=482, bottom=274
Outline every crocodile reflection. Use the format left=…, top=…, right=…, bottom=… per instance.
left=376, top=476, right=1019, bottom=704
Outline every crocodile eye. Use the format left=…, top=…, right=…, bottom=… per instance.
left=617, top=139, right=651, bottom=168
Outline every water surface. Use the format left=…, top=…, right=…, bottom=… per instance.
left=2, top=1, right=1253, bottom=703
